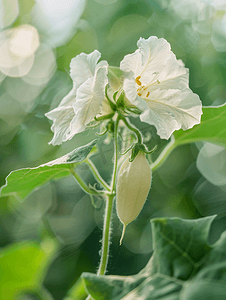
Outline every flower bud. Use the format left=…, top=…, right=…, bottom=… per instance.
left=116, top=151, right=152, bottom=244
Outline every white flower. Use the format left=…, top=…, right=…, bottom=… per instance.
left=45, top=50, right=108, bottom=145
left=120, top=36, right=202, bottom=139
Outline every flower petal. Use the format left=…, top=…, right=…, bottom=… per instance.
left=72, top=61, right=108, bottom=132
left=145, top=55, right=189, bottom=91
left=58, top=86, right=76, bottom=107
left=70, top=50, right=101, bottom=89
left=45, top=51, right=108, bottom=144
left=120, top=49, right=142, bottom=77
left=138, top=37, right=188, bottom=89
left=137, top=36, right=171, bottom=73
left=139, top=88, right=202, bottom=139
left=120, top=36, right=189, bottom=91
left=45, top=106, right=76, bottom=145
left=123, top=78, right=147, bottom=111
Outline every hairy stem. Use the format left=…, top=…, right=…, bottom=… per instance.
left=85, top=116, right=121, bottom=300
left=111, top=115, right=120, bottom=191
left=97, top=115, right=120, bottom=275
left=97, top=193, right=114, bottom=275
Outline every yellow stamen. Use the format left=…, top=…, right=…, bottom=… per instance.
left=135, top=76, right=142, bottom=86
left=146, top=92, right=150, bottom=97
left=138, top=92, right=142, bottom=96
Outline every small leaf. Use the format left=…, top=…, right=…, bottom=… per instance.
left=0, top=240, right=56, bottom=300
left=81, top=215, right=226, bottom=300
left=0, top=139, right=97, bottom=201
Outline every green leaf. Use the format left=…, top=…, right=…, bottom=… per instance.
left=174, top=104, right=226, bottom=147
left=82, top=215, right=226, bottom=300
left=0, top=139, right=97, bottom=201
left=151, top=104, right=226, bottom=171
left=181, top=262, right=226, bottom=300
left=65, top=278, right=88, bottom=300
left=0, top=239, right=56, bottom=300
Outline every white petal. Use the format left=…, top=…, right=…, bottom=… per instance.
left=58, top=86, right=76, bottom=107
left=70, top=105, right=86, bottom=135
left=72, top=62, right=108, bottom=132
left=69, top=50, right=101, bottom=89
left=140, top=88, right=202, bottom=139
left=93, top=61, right=108, bottom=96
left=123, top=78, right=147, bottom=111
left=137, top=36, right=171, bottom=71
left=146, top=55, right=189, bottom=91
left=45, top=106, right=76, bottom=145
left=120, top=36, right=189, bottom=91
left=138, top=37, right=188, bottom=89
left=120, top=49, right=142, bottom=77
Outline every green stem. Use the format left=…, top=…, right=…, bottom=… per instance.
left=150, top=135, right=176, bottom=171
left=85, top=158, right=111, bottom=191
left=111, top=115, right=120, bottom=192
left=70, top=168, right=106, bottom=195
left=121, top=116, right=142, bottom=144
left=97, top=114, right=120, bottom=275
left=97, top=194, right=114, bottom=275
left=85, top=115, right=121, bottom=299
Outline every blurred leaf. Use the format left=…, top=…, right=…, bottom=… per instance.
left=193, top=178, right=226, bottom=219
left=0, top=139, right=97, bottom=200
left=174, top=104, right=226, bottom=147
left=196, top=142, right=226, bottom=186
left=0, top=240, right=56, bottom=300
left=81, top=215, right=226, bottom=299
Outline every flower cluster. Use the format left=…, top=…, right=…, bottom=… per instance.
left=46, top=36, right=202, bottom=145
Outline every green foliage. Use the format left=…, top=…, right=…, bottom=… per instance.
left=0, top=240, right=56, bottom=300
left=174, top=104, right=226, bottom=147
left=0, top=140, right=97, bottom=201
left=152, top=105, right=226, bottom=171
left=66, top=278, right=87, bottom=300
left=82, top=216, right=226, bottom=300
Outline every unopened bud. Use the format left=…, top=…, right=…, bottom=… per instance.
left=116, top=151, right=152, bottom=244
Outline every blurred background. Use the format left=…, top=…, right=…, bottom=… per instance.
left=0, top=0, right=226, bottom=299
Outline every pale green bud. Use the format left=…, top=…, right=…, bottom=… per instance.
left=116, top=151, right=152, bottom=244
